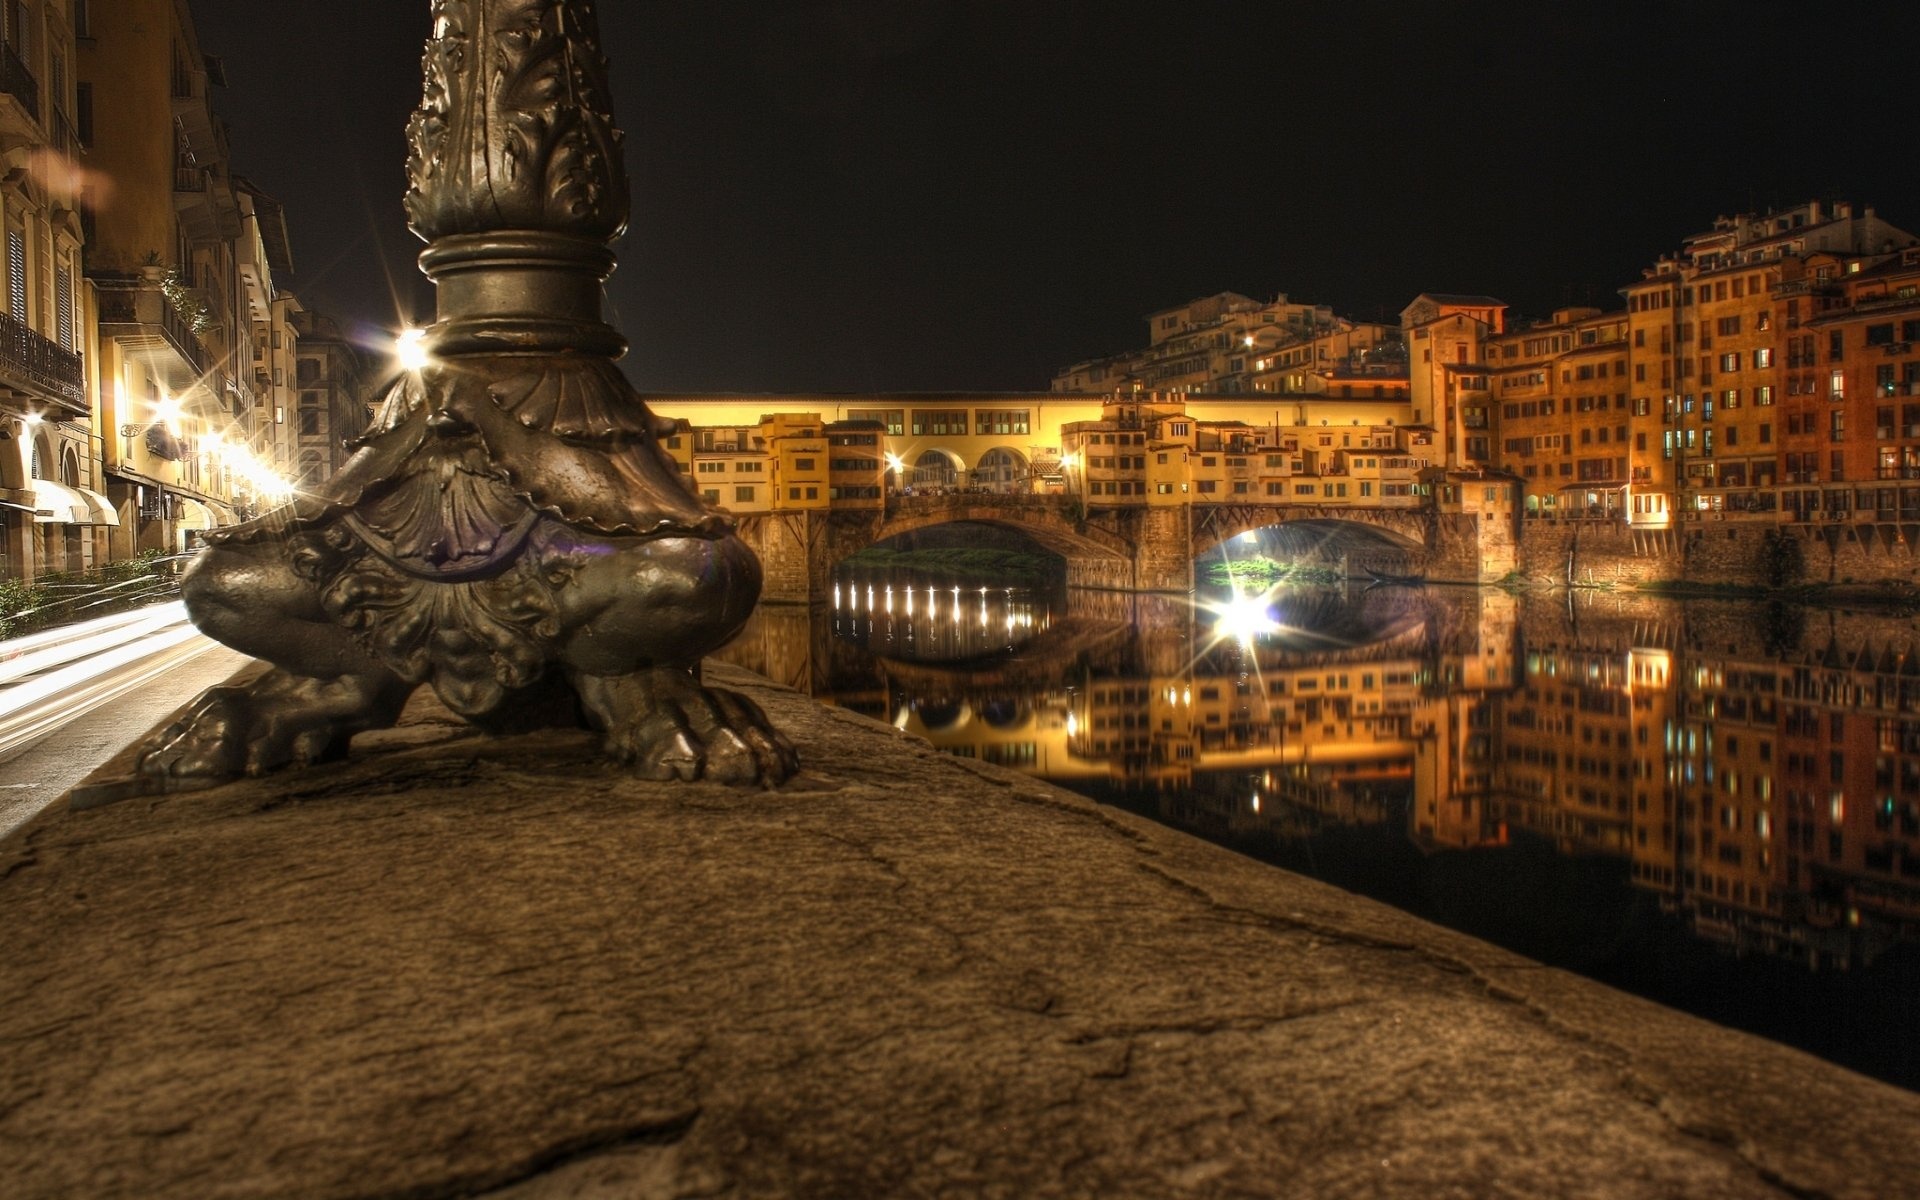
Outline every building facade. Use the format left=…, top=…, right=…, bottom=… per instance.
left=1, top=0, right=102, bottom=579
left=287, top=309, right=370, bottom=489
left=1052, top=291, right=1404, bottom=398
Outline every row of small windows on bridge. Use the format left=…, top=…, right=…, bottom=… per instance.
left=701, top=486, right=825, bottom=503
left=847, top=410, right=1033, bottom=437
left=1080, top=480, right=1417, bottom=498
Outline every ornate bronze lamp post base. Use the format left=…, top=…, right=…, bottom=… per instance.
left=126, top=1, right=797, bottom=790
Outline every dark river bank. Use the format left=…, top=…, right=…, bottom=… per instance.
left=716, top=571, right=1920, bottom=1092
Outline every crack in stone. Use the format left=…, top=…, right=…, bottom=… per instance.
left=1136, top=857, right=1847, bottom=1200
left=1062, top=1000, right=1368, bottom=1048
left=350, top=1108, right=703, bottom=1200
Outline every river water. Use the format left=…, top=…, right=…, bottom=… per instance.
left=717, top=569, right=1920, bottom=1092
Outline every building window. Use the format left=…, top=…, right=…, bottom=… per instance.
left=734, top=486, right=755, bottom=503
left=910, top=409, right=967, bottom=436
left=848, top=409, right=904, bottom=436
left=974, top=409, right=1030, bottom=435
left=1753, top=347, right=1772, bottom=369
left=5, top=225, right=23, bottom=323
left=793, top=457, right=815, bottom=471
left=55, top=266, right=74, bottom=349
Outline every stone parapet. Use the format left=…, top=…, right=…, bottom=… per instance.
left=3, top=665, right=1916, bottom=1198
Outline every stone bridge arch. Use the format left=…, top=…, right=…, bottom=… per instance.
left=838, top=494, right=1137, bottom=592
left=1189, top=505, right=1431, bottom=570
left=737, top=495, right=1144, bottom=603
left=859, top=494, right=1131, bottom=561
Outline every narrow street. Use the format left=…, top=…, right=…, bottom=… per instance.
left=0, top=606, right=250, bottom=838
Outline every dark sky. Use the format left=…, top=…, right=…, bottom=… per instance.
left=187, top=0, right=1920, bottom=392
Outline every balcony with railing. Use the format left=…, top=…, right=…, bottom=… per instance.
left=93, top=276, right=211, bottom=381
left=0, top=310, right=86, bottom=414
left=0, top=39, right=39, bottom=124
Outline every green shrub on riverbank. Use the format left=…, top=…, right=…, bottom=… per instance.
left=1201, top=558, right=1342, bottom=586
left=840, top=547, right=1063, bottom=587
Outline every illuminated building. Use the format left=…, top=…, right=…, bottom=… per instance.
left=286, top=310, right=370, bottom=488
left=1486, top=307, right=1632, bottom=521
left=1811, top=248, right=1920, bottom=526
left=677, top=412, right=883, bottom=515
left=1402, top=293, right=1506, bottom=469
left=1620, top=201, right=1918, bottom=528
left=1051, top=291, right=1403, bottom=397
left=0, top=0, right=105, bottom=580
left=78, top=0, right=299, bottom=552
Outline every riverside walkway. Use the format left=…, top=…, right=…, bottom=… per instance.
left=2, top=664, right=1916, bottom=1198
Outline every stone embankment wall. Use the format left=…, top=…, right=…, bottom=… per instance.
left=1518, top=519, right=1920, bottom=590
left=1429, top=513, right=1518, bottom=583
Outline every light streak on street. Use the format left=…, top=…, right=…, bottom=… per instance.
left=0, top=605, right=252, bottom=837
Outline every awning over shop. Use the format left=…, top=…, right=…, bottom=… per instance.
left=29, top=479, right=121, bottom=527
left=176, top=498, right=219, bottom=532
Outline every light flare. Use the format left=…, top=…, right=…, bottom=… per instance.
left=396, top=328, right=432, bottom=372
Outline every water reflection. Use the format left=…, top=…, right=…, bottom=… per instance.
left=716, top=577, right=1920, bottom=1091
left=830, top=575, right=1053, bottom=664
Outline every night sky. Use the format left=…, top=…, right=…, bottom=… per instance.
left=187, top=0, right=1920, bottom=392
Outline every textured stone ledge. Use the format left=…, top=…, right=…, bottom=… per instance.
left=1, top=664, right=1916, bottom=1199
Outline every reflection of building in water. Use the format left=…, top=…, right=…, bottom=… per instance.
left=1494, top=610, right=1920, bottom=970
left=1485, top=646, right=1640, bottom=857
left=746, top=575, right=1920, bottom=971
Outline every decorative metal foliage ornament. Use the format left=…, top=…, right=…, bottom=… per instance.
left=126, top=0, right=797, bottom=788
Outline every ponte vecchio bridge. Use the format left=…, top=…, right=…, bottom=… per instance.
left=734, top=492, right=1509, bottom=604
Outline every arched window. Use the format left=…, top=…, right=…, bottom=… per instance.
left=910, top=451, right=956, bottom=489
left=973, top=448, right=1027, bottom=494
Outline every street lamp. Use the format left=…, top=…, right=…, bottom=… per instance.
left=395, top=328, right=432, bottom=373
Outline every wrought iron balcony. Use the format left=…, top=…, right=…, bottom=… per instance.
left=0, top=310, right=86, bottom=413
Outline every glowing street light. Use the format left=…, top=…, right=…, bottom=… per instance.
left=396, top=327, right=432, bottom=372
left=151, top=394, right=185, bottom=433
